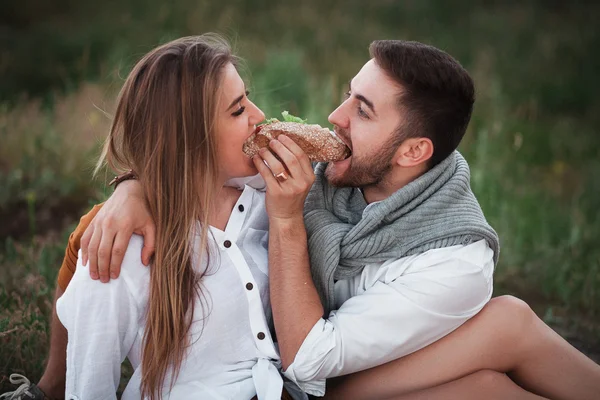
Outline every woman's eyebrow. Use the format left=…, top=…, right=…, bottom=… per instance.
left=226, top=93, right=245, bottom=111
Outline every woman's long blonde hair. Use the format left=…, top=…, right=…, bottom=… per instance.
left=96, top=34, right=237, bottom=399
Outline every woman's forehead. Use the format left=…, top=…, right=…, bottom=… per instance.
left=220, top=63, right=245, bottom=106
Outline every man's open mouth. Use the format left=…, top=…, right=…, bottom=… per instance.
left=330, top=129, right=352, bottom=159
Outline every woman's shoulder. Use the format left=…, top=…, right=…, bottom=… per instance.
left=120, top=234, right=149, bottom=275
left=57, top=234, right=150, bottom=329
left=70, top=234, right=150, bottom=294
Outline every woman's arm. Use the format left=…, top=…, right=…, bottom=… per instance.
left=56, top=243, right=143, bottom=399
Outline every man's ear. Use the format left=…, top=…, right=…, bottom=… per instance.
left=394, top=137, right=434, bottom=167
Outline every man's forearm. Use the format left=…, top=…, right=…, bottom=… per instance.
left=269, top=216, right=323, bottom=369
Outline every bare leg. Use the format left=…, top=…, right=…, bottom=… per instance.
left=37, top=286, right=66, bottom=400
left=326, top=370, right=545, bottom=400
left=326, top=296, right=600, bottom=400
left=392, top=371, right=547, bottom=400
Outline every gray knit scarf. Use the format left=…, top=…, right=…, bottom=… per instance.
left=303, top=151, right=499, bottom=315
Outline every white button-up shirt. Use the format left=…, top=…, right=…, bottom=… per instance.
left=56, top=185, right=297, bottom=400
left=282, top=197, right=495, bottom=397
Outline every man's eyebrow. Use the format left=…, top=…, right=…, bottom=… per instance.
left=356, top=94, right=376, bottom=116
left=226, top=90, right=249, bottom=111
left=348, top=80, right=376, bottom=116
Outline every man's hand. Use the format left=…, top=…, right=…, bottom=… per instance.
left=252, top=135, right=322, bottom=368
left=252, top=135, right=315, bottom=221
left=81, top=180, right=156, bottom=282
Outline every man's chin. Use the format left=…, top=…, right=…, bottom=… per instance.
left=325, top=161, right=352, bottom=188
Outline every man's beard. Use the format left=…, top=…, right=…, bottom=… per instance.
left=325, top=130, right=398, bottom=188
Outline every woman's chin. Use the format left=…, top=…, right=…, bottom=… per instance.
left=240, top=162, right=259, bottom=178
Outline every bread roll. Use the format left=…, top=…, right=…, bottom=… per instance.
left=243, top=121, right=350, bottom=162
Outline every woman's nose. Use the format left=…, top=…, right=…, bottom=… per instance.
left=249, top=101, right=265, bottom=124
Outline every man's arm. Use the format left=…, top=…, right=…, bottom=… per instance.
left=281, top=241, right=494, bottom=388
left=80, top=180, right=155, bottom=282
left=268, top=216, right=323, bottom=369
left=250, top=135, right=321, bottom=370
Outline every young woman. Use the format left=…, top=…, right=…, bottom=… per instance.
left=53, top=34, right=312, bottom=400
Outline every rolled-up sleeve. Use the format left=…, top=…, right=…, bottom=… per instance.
left=283, top=240, right=494, bottom=395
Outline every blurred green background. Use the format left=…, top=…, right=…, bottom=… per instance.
left=1, top=0, right=599, bottom=389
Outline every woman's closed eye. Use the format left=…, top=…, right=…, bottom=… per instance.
left=231, top=90, right=251, bottom=117
left=232, top=106, right=246, bottom=116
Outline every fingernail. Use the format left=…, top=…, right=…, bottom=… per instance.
left=111, top=273, right=118, bottom=279
left=91, top=272, right=98, bottom=279
left=259, top=148, right=267, bottom=154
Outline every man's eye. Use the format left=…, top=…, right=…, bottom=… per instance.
left=232, top=106, right=246, bottom=116
left=357, top=106, right=369, bottom=119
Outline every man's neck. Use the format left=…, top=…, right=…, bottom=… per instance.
left=361, top=164, right=428, bottom=204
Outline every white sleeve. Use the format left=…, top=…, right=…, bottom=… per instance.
left=283, top=241, right=494, bottom=393
left=56, top=250, right=141, bottom=400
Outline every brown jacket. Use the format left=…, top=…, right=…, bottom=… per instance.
left=57, top=204, right=103, bottom=291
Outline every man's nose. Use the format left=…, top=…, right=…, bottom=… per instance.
left=328, top=101, right=349, bottom=128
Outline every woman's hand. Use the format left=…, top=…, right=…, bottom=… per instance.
left=81, top=180, right=156, bottom=282
left=252, top=135, right=315, bottom=221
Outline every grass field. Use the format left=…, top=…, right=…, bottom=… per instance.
left=1, top=0, right=599, bottom=390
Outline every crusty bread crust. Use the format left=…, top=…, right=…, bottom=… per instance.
left=243, top=122, right=350, bottom=162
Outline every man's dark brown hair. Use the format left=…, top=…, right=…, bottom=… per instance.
left=369, top=40, right=475, bottom=167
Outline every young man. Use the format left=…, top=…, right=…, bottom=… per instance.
left=257, top=40, right=497, bottom=394
left=253, top=41, right=599, bottom=400
left=5, top=41, right=599, bottom=400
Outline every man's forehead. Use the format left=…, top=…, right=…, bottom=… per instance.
left=350, top=59, right=401, bottom=108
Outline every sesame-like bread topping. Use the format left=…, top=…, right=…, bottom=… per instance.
left=243, top=122, right=350, bottom=162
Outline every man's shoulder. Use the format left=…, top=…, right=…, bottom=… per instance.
left=366, top=240, right=494, bottom=280
left=403, top=239, right=491, bottom=264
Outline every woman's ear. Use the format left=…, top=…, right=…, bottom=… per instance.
left=394, top=137, right=434, bottom=168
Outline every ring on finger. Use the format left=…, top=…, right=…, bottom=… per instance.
left=275, top=171, right=288, bottom=182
